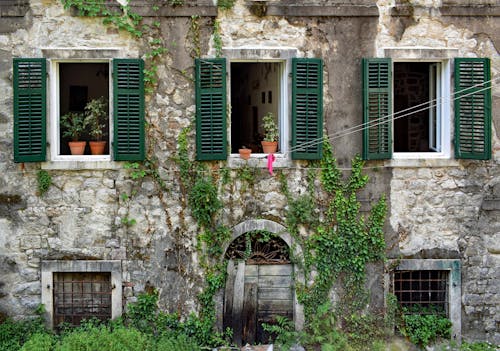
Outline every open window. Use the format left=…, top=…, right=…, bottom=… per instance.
left=195, top=56, right=323, bottom=161
left=393, top=62, right=443, bottom=153
left=362, top=57, right=491, bottom=161
left=230, top=62, right=281, bottom=154
left=13, top=58, right=145, bottom=163
left=57, top=62, right=110, bottom=156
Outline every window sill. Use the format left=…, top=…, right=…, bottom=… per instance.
left=41, top=156, right=123, bottom=170
left=385, top=157, right=460, bottom=168
left=227, top=153, right=292, bottom=169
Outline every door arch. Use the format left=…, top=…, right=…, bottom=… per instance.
left=221, top=219, right=304, bottom=346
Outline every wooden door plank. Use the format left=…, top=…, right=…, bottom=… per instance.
left=232, top=261, right=246, bottom=346
left=259, top=264, right=293, bottom=276
left=223, top=260, right=236, bottom=331
left=258, top=287, right=293, bottom=300
left=242, top=282, right=257, bottom=345
left=258, top=275, right=292, bottom=287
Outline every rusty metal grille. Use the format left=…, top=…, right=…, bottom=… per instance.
left=225, top=231, right=290, bottom=264
left=53, top=272, right=112, bottom=327
left=393, top=270, right=448, bottom=315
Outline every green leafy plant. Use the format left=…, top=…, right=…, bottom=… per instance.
left=212, top=20, right=223, bottom=58
left=398, top=307, right=452, bottom=347
left=217, top=0, right=236, bottom=10
left=0, top=306, right=47, bottom=351
left=188, top=177, right=221, bottom=229
left=84, top=96, right=108, bottom=141
left=121, top=217, right=137, bottom=227
left=60, top=111, right=87, bottom=141
left=126, top=291, right=160, bottom=334
left=262, top=315, right=300, bottom=350
left=19, top=333, right=54, bottom=351
left=155, top=334, right=201, bottom=351
left=457, top=342, right=499, bottom=351
left=37, top=170, right=52, bottom=196
left=262, top=112, right=279, bottom=142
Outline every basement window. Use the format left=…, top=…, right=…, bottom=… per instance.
left=53, top=272, right=112, bottom=327
left=388, top=259, right=461, bottom=341
left=41, top=260, right=122, bottom=329
left=393, top=270, right=449, bottom=315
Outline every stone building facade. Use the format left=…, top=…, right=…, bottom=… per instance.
left=0, top=0, right=499, bottom=346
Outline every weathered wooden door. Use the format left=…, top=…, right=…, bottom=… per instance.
left=224, top=260, right=293, bottom=345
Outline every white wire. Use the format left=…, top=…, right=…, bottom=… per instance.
left=283, top=77, right=498, bottom=156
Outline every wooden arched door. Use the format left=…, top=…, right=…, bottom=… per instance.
left=223, top=231, right=293, bottom=345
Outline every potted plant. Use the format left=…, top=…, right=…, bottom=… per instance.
left=84, top=96, right=108, bottom=155
left=239, top=146, right=252, bottom=160
left=261, top=112, right=278, bottom=153
left=60, top=111, right=87, bottom=155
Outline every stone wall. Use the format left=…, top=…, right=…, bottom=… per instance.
left=0, top=0, right=499, bottom=345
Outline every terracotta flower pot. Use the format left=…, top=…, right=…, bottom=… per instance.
left=89, top=141, right=107, bottom=155
left=261, top=141, right=278, bottom=154
left=68, top=141, right=86, bottom=155
left=239, top=148, right=252, bottom=160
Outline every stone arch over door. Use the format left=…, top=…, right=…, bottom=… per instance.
left=221, top=219, right=304, bottom=346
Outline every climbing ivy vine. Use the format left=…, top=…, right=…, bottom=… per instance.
left=284, top=140, right=387, bottom=325
left=61, top=0, right=167, bottom=94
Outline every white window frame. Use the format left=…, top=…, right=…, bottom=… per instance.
left=48, top=59, right=113, bottom=162
left=228, top=59, right=289, bottom=158
left=41, top=260, right=122, bottom=329
left=392, top=59, right=451, bottom=160
left=223, top=47, right=297, bottom=167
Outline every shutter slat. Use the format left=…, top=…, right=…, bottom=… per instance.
left=362, top=58, right=392, bottom=160
left=113, top=59, right=145, bottom=161
left=454, top=58, right=491, bottom=160
left=292, top=58, right=323, bottom=159
left=195, top=58, right=227, bottom=160
left=13, top=58, right=47, bottom=162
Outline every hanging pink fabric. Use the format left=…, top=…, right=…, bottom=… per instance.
left=267, top=153, right=275, bottom=176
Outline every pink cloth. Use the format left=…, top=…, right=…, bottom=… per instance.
left=267, top=154, right=275, bottom=176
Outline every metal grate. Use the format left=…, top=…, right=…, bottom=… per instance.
left=393, top=270, right=448, bottom=315
left=53, top=272, right=112, bottom=327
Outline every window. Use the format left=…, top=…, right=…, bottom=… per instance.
left=56, top=62, right=110, bottom=156
left=195, top=56, right=323, bottom=161
left=388, top=259, right=461, bottom=341
left=13, top=58, right=145, bottom=163
left=393, top=270, right=449, bottom=314
left=53, top=272, right=112, bottom=327
left=41, top=260, right=122, bottom=329
left=230, top=62, right=281, bottom=154
left=362, top=57, right=491, bottom=160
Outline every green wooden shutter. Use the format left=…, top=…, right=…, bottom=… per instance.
left=454, top=58, right=491, bottom=160
left=291, top=58, right=323, bottom=160
left=13, top=58, right=46, bottom=162
left=362, top=58, right=392, bottom=160
left=113, top=59, right=145, bottom=161
left=195, top=58, right=227, bottom=161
